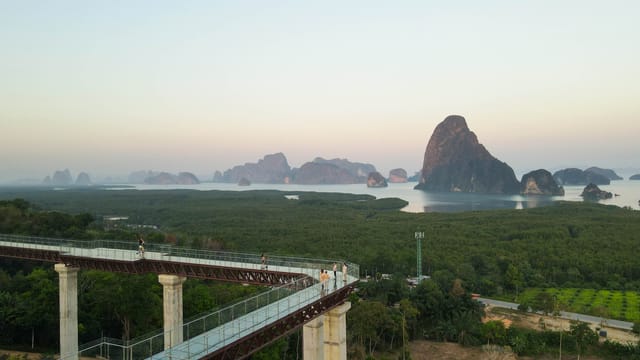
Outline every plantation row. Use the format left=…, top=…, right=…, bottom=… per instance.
left=519, top=288, right=640, bottom=322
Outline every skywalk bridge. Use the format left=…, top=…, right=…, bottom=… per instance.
left=0, top=234, right=358, bottom=359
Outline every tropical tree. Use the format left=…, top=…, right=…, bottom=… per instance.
left=347, top=300, right=394, bottom=355
left=80, top=271, right=162, bottom=340
left=481, top=320, right=506, bottom=345
left=505, top=263, right=524, bottom=300
left=451, top=309, right=482, bottom=346
left=531, top=291, right=555, bottom=315
left=16, top=268, right=58, bottom=348
left=570, top=321, right=598, bottom=360
left=410, top=280, right=445, bottom=326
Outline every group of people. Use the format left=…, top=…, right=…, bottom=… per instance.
left=319, top=262, right=348, bottom=295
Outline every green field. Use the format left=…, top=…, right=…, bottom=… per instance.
left=519, top=288, right=640, bottom=322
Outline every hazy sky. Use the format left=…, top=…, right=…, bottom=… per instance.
left=2, top=1, right=639, bottom=183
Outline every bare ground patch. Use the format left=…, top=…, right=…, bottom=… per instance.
left=485, top=305, right=639, bottom=344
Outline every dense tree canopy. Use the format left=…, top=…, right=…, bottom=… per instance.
left=1, top=190, right=640, bottom=358
left=2, top=188, right=639, bottom=294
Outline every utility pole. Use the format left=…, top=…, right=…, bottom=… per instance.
left=415, top=231, right=424, bottom=279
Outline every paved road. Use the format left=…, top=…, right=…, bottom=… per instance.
left=478, top=297, right=634, bottom=331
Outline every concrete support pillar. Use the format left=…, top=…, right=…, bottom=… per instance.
left=158, top=274, right=187, bottom=349
left=303, top=316, right=324, bottom=360
left=55, top=263, right=79, bottom=360
left=323, top=302, right=351, bottom=360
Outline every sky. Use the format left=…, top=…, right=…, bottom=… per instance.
left=1, top=1, right=639, bottom=183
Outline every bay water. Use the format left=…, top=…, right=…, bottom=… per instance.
left=127, top=180, right=640, bottom=213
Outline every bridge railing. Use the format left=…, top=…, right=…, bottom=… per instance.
left=72, top=274, right=337, bottom=360
left=2, top=233, right=359, bottom=359
left=0, top=234, right=357, bottom=279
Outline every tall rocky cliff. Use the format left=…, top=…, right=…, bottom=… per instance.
left=214, top=153, right=292, bottom=184
left=51, top=169, right=73, bottom=186
left=367, top=171, right=388, bottom=187
left=414, top=115, right=520, bottom=194
left=292, top=158, right=376, bottom=184
left=520, top=169, right=564, bottom=195
left=293, top=162, right=357, bottom=185
left=388, top=168, right=408, bottom=183
left=75, top=172, right=92, bottom=186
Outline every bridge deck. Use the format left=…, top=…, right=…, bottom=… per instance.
left=0, top=234, right=358, bottom=359
left=153, top=274, right=355, bottom=360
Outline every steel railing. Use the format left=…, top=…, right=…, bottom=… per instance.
left=0, top=233, right=359, bottom=360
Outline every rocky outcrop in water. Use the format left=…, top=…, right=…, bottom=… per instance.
left=238, top=177, right=251, bottom=186
left=367, top=172, right=388, bottom=188
left=292, top=157, right=376, bottom=184
left=177, top=172, right=200, bottom=184
left=388, top=168, right=408, bottom=183
left=50, top=169, right=73, bottom=186
left=307, top=158, right=375, bottom=182
left=145, top=172, right=200, bottom=185
left=585, top=167, right=623, bottom=181
left=581, top=183, right=613, bottom=200
left=630, top=174, right=640, bottom=180
left=553, top=168, right=610, bottom=185
left=292, top=162, right=358, bottom=184
left=520, top=169, right=564, bottom=195
left=75, top=172, right=92, bottom=186
left=414, top=115, right=520, bottom=194
left=214, top=153, right=291, bottom=184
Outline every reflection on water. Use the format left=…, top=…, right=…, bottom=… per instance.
left=414, top=190, right=560, bottom=213
left=120, top=180, right=640, bottom=213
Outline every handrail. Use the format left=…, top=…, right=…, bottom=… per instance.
left=0, top=233, right=359, bottom=360
left=0, top=233, right=353, bottom=273
left=72, top=275, right=320, bottom=359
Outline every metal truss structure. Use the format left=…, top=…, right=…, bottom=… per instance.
left=202, top=284, right=355, bottom=360
left=0, top=243, right=356, bottom=359
left=0, top=245, right=61, bottom=262
left=0, top=245, right=303, bottom=285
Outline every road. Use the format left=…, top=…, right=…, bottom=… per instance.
left=477, top=297, right=634, bottom=331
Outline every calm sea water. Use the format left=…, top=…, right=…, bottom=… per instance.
left=126, top=180, right=640, bottom=213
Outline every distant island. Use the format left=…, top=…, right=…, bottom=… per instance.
left=553, top=168, right=610, bottom=186
left=18, top=121, right=636, bottom=190
left=212, top=153, right=381, bottom=185
left=585, top=166, right=623, bottom=180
